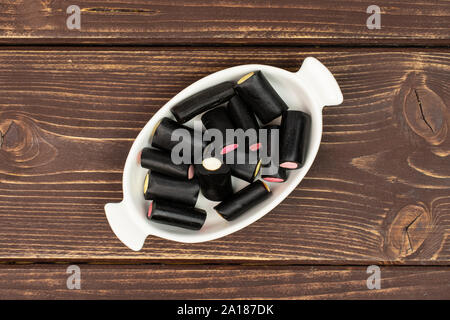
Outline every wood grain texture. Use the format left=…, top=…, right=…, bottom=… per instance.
left=0, top=0, right=449, bottom=45
left=0, top=264, right=449, bottom=299
left=0, top=48, right=449, bottom=264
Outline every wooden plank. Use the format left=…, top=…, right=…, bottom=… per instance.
left=0, top=48, right=449, bottom=264
left=0, top=264, right=448, bottom=299
left=0, top=0, right=449, bottom=45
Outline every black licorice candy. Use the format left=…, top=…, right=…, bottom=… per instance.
left=151, top=117, right=206, bottom=155
left=280, top=110, right=311, bottom=169
left=148, top=200, right=206, bottom=230
left=195, top=157, right=233, bottom=201
left=227, top=148, right=262, bottom=183
left=262, top=166, right=288, bottom=183
left=228, top=95, right=259, bottom=131
left=214, top=180, right=271, bottom=221
left=259, top=125, right=280, bottom=167
left=201, top=106, right=238, bottom=155
left=229, top=159, right=262, bottom=183
left=139, top=148, right=194, bottom=180
left=258, top=125, right=287, bottom=182
left=235, top=71, right=288, bottom=124
left=143, top=171, right=200, bottom=207
left=170, top=82, right=235, bottom=123
left=228, top=95, right=260, bottom=151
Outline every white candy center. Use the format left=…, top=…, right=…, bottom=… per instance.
left=202, top=157, right=222, bottom=171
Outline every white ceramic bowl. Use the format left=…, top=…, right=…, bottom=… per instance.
left=105, top=57, right=343, bottom=251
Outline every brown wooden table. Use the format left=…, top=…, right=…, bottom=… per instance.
left=0, top=0, right=449, bottom=299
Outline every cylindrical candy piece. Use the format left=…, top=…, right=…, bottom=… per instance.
left=259, top=125, right=280, bottom=167
left=139, top=148, right=194, bottom=180
left=143, top=171, right=199, bottom=207
left=261, top=166, right=288, bottom=183
left=151, top=117, right=206, bottom=156
left=201, top=106, right=238, bottom=155
left=171, top=82, right=235, bottom=123
left=148, top=200, right=206, bottom=230
left=227, top=148, right=262, bottom=183
left=214, top=180, right=271, bottom=221
left=259, top=125, right=287, bottom=182
left=228, top=95, right=260, bottom=151
left=195, top=157, right=233, bottom=201
left=235, top=71, right=288, bottom=124
left=229, top=160, right=262, bottom=183
left=280, top=110, right=311, bottom=169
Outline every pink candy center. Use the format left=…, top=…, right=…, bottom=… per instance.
left=220, top=144, right=238, bottom=155
left=280, top=161, right=298, bottom=169
left=147, top=202, right=153, bottom=218
left=264, top=177, right=284, bottom=182
left=188, top=165, right=194, bottom=179
left=250, top=142, right=262, bottom=152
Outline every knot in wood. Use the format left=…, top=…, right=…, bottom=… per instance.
left=387, top=203, right=431, bottom=259
left=403, top=87, right=447, bottom=145
left=0, top=113, right=57, bottom=168
left=0, top=117, right=34, bottom=154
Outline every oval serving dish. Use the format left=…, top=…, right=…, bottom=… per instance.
left=105, top=57, right=343, bottom=251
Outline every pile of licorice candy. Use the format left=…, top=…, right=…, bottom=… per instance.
left=139, top=70, right=311, bottom=230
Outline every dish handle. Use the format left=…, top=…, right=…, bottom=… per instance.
left=104, top=201, right=149, bottom=251
left=295, top=57, right=343, bottom=108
